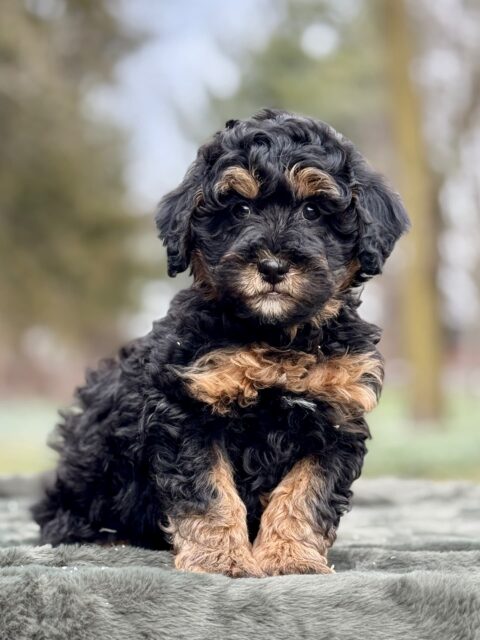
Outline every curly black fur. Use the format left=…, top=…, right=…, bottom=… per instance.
left=33, top=109, right=409, bottom=554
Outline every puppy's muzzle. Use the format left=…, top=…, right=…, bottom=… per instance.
left=257, top=258, right=290, bottom=285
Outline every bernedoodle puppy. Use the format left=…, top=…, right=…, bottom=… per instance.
left=33, top=109, right=409, bottom=577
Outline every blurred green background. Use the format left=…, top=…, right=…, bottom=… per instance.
left=1, top=0, right=479, bottom=479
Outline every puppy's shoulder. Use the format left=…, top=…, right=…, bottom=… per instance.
left=140, top=288, right=219, bottom=374
left=322, top=299, right=382, bottom=355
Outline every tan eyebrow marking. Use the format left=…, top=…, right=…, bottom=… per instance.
left=287, top=165, right=340, bottom=199
left=215, top=166, right=260, bottom=199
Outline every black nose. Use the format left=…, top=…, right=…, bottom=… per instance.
left=257, top=258, right=290, bottom=284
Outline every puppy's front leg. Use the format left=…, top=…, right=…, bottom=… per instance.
left=167, top=447, right=263, bottom=578
left=253, top=457, right=336, bottom=576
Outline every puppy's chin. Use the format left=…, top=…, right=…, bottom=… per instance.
left=245, top=292, right=297, bottom=323
left=239, top=292, right=341, bottom=328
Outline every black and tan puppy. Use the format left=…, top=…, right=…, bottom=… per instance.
left=33, top=109, right=409, bottom=577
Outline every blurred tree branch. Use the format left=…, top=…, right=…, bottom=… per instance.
left=0, top=1, right=149, bottom=351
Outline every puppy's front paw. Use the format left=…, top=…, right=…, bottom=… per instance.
left=175, top=545, right=265, bottom=578
left=253, top=538, right=334, bottom=576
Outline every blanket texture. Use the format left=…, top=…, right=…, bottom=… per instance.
left=1, top=476, right=479, bottom=640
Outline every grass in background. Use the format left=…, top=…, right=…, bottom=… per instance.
left=365, top=389, right=480, bottom=480
left=1, top=390, right=479, bottom=479
left=0, top=399, right=58, bottom=473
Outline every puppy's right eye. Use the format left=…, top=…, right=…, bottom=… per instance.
left=302, top=202, right=323, bottom=220
left=231, top=203, right=251, bottom=218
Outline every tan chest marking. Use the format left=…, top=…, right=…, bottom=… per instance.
left=180, top=345, right=383, bottom=416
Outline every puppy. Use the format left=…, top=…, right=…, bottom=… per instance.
left=33, top=109, right=409, bottom=577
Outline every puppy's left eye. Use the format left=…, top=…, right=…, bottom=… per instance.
left=231, top=203, right=251, bottom=218
left=302, top=203, right=323, bottom=220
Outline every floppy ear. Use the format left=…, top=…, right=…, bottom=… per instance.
left=353, top=167, right=410, bottom=280
left=155, top=159, right=204, bottom=277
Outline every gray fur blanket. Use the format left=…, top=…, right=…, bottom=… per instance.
left=1, top=476, right=479, bottom=640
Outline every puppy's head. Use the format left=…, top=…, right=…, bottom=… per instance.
left=156, top=109, right=410, bottom=326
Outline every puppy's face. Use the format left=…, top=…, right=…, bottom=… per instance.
left=157, top=110, right=409, bottom=327
left=190, top=165, right=357, bottom=325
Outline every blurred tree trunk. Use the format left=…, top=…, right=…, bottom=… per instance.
left=382, top=0, right=444, bottom=422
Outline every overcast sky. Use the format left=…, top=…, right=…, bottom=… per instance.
left=93, top=0, right=277, bottom=210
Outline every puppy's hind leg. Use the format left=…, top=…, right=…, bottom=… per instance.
left=33, top=482, right=110, bottom=546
